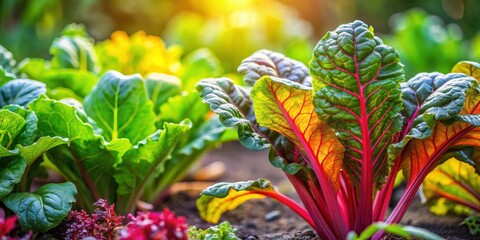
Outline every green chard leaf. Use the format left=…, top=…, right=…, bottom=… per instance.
left=2, top=182, right=77, bottom=232
left=50, top=24, right=99, bottom=73
left=0, top=79, right=46, bottom=108
left=238, top=49, right=311, bottom=86
left=84, top=71, right=156, bottom=144
left=144, top=73, right=181, bottom=114
left=196, top=78, right=269, bottom=151
left=310, top=20, right=405, bottom=188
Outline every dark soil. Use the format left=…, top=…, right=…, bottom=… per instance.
left=161, top=142, right=476, bottom=240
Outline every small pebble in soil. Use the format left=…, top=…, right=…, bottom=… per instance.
left=265, top=210, right=281, bottom=222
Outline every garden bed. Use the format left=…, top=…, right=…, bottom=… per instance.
left=162, top=142, right=475, bottom=239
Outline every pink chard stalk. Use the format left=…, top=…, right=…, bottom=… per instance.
left=195, top=20, right=480, bottom=239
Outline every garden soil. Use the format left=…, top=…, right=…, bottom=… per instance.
left=161, top=142, right=475, bottom=240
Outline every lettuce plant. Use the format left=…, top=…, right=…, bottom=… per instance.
left=195, top=21, right=480, bottom=239
left=187, top=221, right=239, bottom=240
left=0, top=76, right=77, bottom=232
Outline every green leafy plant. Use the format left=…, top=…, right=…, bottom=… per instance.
left=29, top=70, right=190, bottom=214
left=0, top=78, right=77, bottom=232
left=12, top=24, right=234, bottom=211
left=196, top=21, right=480, bottom=239
left=187, top=221, right=239, bottom=240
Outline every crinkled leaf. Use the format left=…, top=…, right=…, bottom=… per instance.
left=0, top=79, right=46, bottom=107
left=181, top=48, right=224, bottom=90
left=238, top=49, right=311, bottom=86
left=251, top=76, right=344, bottom=187
left=19, top=58, right=98, bottom=99
left=50, top=24, right=99, bottom=73
left=187, top=221, right=239, bottom=240
left=2, top=182, right=77, bottom=232
left=401, top=64, right=480, bottom=181
left=0, top=156, right=26, bottom=199
left=0, top=109, right=25, bottom=148
left=310, top=20, right=404, bottom=188
left=422, top=158, right=480, bottom=216
left=396, top=72, right=478, bottom=148
left=197, top=179, right=273, bottom=223
left=144, top=73, right=181, bottom=114
left=84, top=71, right=156, bottom=144
left=196, top=78, right=269, bottom=150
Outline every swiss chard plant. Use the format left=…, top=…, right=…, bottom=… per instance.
left=196, top=20, right=480, bottom=239
left=0, top=63, right=77, bottom=232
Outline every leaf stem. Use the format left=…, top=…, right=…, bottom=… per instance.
left=70, top=144, right=100, bottom=201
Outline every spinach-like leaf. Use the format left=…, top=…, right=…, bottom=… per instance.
left=0, top=156, right=26, bottom=199
left=2, top=182, right=77, bottom=232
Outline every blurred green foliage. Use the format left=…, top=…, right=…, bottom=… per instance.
left=1, top=0, right=479, bottom=75
left=383, top=9, right=478, bottom=78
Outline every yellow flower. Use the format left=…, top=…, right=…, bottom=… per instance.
left=97, top=31, right=182, bottom=76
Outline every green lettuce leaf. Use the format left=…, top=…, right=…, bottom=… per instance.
left=84, top=71, right=156, bottom=144
left=310, top=20, right=404, bottom=188
left=2, top=182, right=77, bottom=232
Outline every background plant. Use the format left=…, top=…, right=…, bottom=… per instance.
left=195, top=21, right=480, bottom=239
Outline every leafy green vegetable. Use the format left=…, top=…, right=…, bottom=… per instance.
left=3, top=182, right=77, bottom=232
left=196, top=20, right=480, bottom=239
left=188, top=221, right=239, bottom=240
left=461, top=216, right=480, bottom=236
left=83, top=71, right=156, bottom=143
left=0, top=79, right=46, bottom=107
